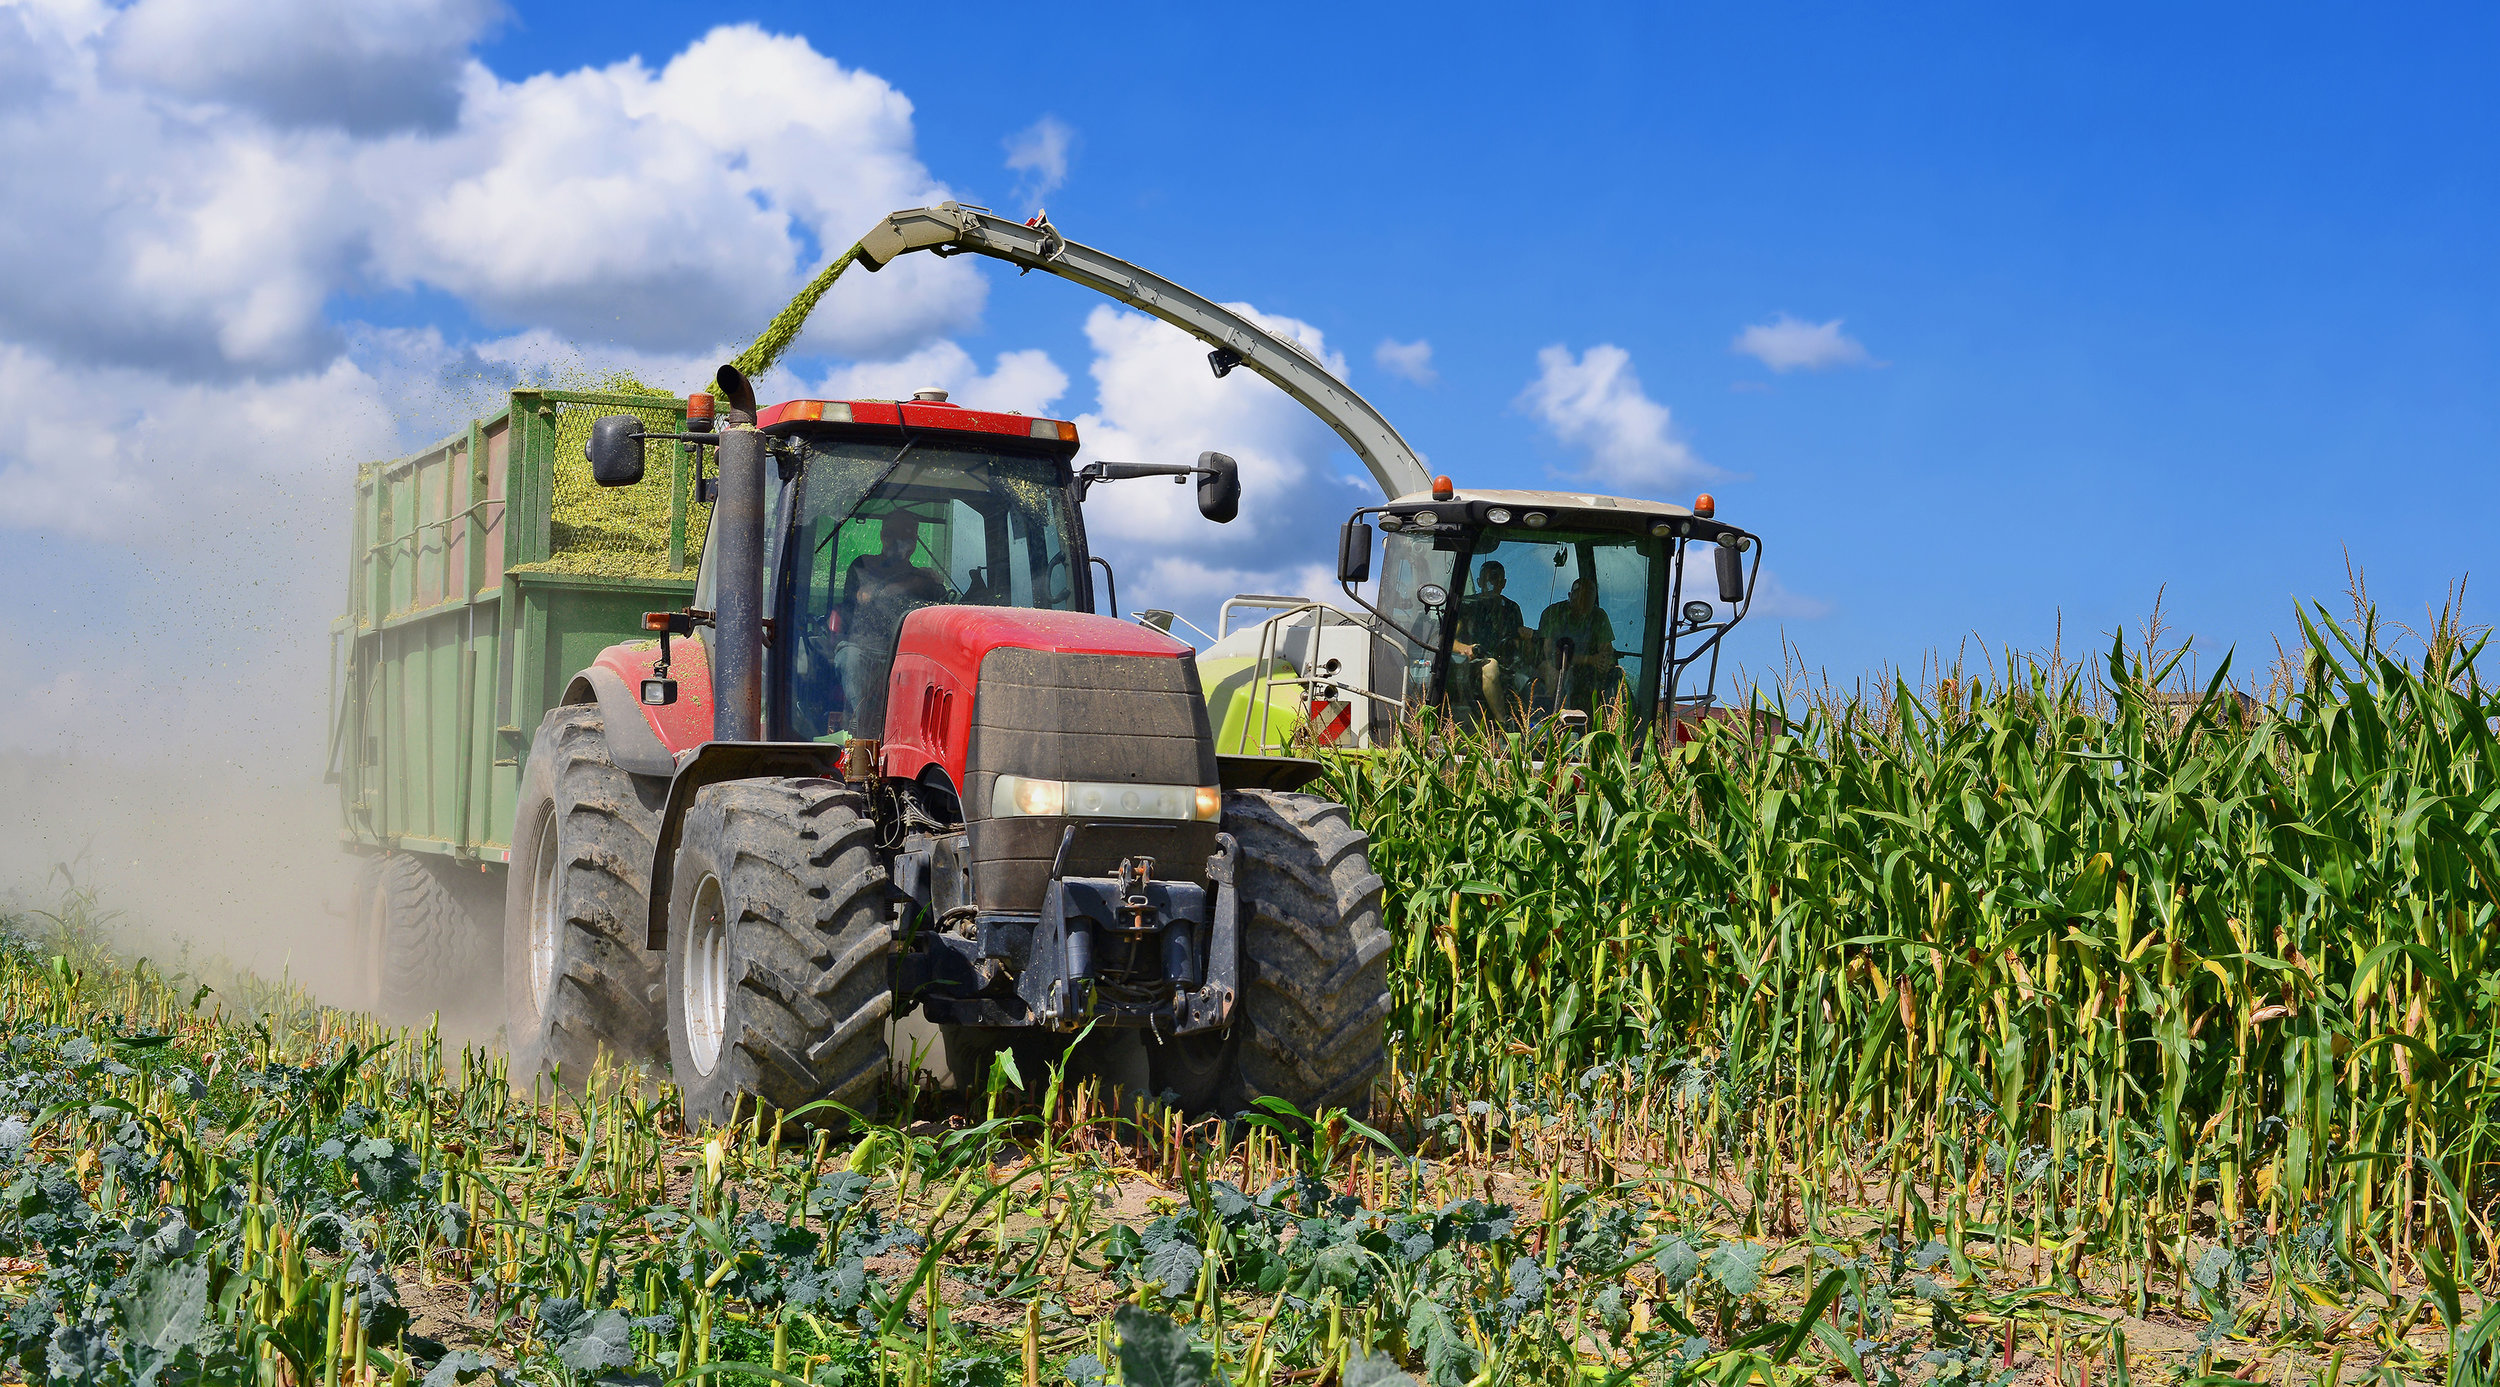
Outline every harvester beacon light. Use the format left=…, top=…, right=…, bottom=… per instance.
left=1431, top=475, right=1455, bottom=501
left=1693, top=493, right=1716, bottom=518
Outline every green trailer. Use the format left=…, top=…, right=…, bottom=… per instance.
left=328, top=386, right=707, bottom=1019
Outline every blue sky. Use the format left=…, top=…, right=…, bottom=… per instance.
left=477, top=1, right=2498, bottom=680
left=3, top=1, right=2494, bottom=767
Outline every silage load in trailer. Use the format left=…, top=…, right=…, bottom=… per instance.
left=516, top=389, right=711, bottom=581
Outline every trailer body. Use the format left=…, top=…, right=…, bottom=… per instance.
left=330, top=388, right=702, bottom=870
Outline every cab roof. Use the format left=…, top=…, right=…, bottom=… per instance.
left=1386, top=486, right=1690, bottom=518
left=757, top=397, right=1078, bottom=445
left=1375, top=486, right=1753, bottom=544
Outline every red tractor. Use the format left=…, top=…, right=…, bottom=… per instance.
left=504, top=367, right=1387, bottom=1123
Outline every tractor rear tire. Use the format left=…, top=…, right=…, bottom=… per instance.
left=351, top=853, right=495, bottom=1023
left=663, top=778, right=893, bottom=1129
left=504, top=705, right=669, bottom=1088
left=1213, top=788, right=1391, bottom=1118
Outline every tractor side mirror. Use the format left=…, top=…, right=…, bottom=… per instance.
left=1715, top=541, right=1746, bottom=603
left=1337, top=520, right=1373, bottom=584
left=587, top=415, right=646, bottom=487
left=1196, top=451, right=1240, bottom=524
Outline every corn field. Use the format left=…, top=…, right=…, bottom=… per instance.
left=1339, top=604, right=2500, bottom=1318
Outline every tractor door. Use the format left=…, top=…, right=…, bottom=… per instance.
left=772, top=438, right=1087, bottom=742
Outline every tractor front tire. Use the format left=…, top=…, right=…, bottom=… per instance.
left=504, top=705, right=669, bottom=1088
left=351, top=853, right=495, bottom=1023
left=1212, top=789, right=1391, bottom=1118
left=663, top=779, right=893, bottom=1129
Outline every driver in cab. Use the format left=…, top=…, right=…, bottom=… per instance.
left=830, top=516, right=947, bottom=727
left=1450, top=561, right=1530, bottom=714
left=1536, top=577, right=1619, bottom=711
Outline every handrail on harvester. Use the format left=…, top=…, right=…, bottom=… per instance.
left=856, top=203, right=1433, bottom=502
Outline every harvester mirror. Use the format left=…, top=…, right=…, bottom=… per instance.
left=587, top=415, right=647, bottom=487
left=1336, top=521, right=1373, bottom=584
left=1196, top=451, right=1240, bottom=524
left=1715, top=541, right=1746, bottom=603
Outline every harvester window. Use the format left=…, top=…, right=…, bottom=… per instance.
left=1402, top=525, right=1666, bottom=724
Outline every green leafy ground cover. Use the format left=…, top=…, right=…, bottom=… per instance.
left=0, top=601, right=2493, bottom=1384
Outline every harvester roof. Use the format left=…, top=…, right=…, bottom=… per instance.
left=1374, top=485, right=1753, bottom=544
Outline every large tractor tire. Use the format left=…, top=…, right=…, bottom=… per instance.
left=663, top=778, right=894, bottom=1128
left=504, top=705, right=669, bottom=1087
left=349, top=852, right=495, bottom=1023
left=1151, top=789, right=1390, bottom=1117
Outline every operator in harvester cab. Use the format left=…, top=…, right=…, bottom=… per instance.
left=830, top=514, right=946, bottom=727
left=1450, top=561, right=1531, bottom=714
left=1536, top=576, right=1620, bottom=713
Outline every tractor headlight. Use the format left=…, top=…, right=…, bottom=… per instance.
left=991, top=774, right=1064, bottom=817
left=989, top=775, right=1221, bottom=822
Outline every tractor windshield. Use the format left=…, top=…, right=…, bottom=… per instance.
left=1374, top=523, right=1666, bottom=725
left=775, top=437, right=1083, bottom=741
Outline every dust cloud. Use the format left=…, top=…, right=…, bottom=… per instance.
left=0, top=750, right=376, bottom=1015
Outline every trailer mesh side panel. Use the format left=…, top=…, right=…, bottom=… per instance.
left=514, top=392, right=711, bottom=580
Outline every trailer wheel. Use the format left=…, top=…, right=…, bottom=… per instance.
left=663, top=778, right=893, bottom=1128
left=351, top=853, right=494, bottom=1022
left=504, top=705, right=669, bottom=1087
left=1217, top=789, right=1391, bottom=1118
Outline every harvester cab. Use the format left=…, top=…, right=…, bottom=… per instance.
left=1339, top=481, right=1761, bottom=737
left=1191, top=485, right=1762, bottom=754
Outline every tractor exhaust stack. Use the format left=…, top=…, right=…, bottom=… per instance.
left=710, top=423, right=768, bottom=743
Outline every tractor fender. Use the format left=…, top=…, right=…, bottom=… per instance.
left=566, top=638, right=716, bottom=778
left=641, top=740, right=843, bottom=950
left=562, top=667, right=679, bottom=779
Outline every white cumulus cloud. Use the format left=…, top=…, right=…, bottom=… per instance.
left=0, top=16, right=1012, bottom=768
left=1372, top=337, right=1436, bottom=386
left=104, top=0, right=505, bottom=133
left=1732, top=314, right=1872, bottom=373
left=360, top=25, right=980, bottom=356
left=801, top=342, right=1068, bottom=418
left=1074, top=305, right=1376, bottom=628
left=1003, top=115, right=1074, bottom=208
left=1518, top=343, right=1712, bottom=491
left=0, top=17, right=981, bottom=376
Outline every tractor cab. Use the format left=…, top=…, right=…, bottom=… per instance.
left=748, top=394, right=1092, bottom=746
left=1337, top=480, right=1761, bottom=734
left=661, top=391, right=1237, bottom=753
